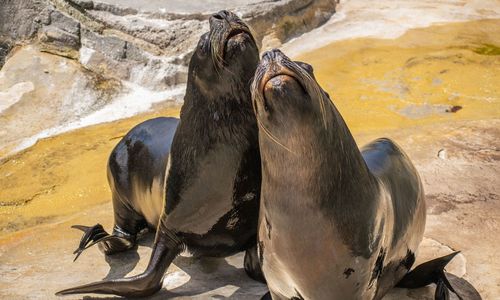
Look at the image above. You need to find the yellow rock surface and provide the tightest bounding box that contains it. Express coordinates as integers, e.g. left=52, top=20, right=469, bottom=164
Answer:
left=0, top=106, right=180, bottom=236
left=296, top=19, right=500, bottom=134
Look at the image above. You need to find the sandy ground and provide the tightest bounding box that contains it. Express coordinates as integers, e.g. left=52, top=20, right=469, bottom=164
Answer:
left=0, top=4, right=499, bottom=300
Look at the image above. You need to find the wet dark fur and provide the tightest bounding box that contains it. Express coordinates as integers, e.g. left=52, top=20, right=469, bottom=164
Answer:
left=58, top=10, right=262, bottom=297
left=108, top=117, right=179, bottom=234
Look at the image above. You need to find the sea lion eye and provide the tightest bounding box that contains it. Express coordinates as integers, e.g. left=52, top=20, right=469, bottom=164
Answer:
left=197, top=33, right=210, bottom=56
left=263, top=98, right=271, bottom=112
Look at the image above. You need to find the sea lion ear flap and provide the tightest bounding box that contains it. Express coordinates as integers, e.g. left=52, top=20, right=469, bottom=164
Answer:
left=294, top=61, right=315, bottom=77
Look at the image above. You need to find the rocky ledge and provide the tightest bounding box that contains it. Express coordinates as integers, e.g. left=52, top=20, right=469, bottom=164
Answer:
left=0, top=0, right=337, bottom=89
left=0, top=0, right=337, bottom=157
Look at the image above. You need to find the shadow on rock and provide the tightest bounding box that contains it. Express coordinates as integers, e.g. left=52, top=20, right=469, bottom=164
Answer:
left=162, top=255, right=266, bottom=299
left=103, top=231, right=155, bottom=281
left=79, top=231, right=265, bottom=299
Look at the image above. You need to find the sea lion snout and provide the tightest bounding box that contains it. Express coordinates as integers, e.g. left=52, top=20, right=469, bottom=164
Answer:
left=211, top=10, right=231, bottom=21
left=209, top=10, right=252, bottom=41
left=209, top=10, right=235, bottom=27
left=258, top=49, right=299, bottom=94
left=261, top=48, right=284, bottom=60
left=207, top=10, right=255, bottom=66
left=263, top=75, right=301, bottom=100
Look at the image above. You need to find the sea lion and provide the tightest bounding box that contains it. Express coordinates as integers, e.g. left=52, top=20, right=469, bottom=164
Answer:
left=251, top=49, right=473, bottom=300
left=71, top=117, right=179, bottom=261
left=57, top=10, right=263, bottom=297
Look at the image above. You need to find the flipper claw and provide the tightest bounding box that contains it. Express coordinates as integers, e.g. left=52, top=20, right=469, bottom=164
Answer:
left=70, top=224, right=109, bottom=261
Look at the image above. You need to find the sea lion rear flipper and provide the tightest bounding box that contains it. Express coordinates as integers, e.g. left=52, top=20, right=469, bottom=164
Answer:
left=260, top=291, right=272, bottom=300
left=57, top=229, right=182, bottom=297
left=71, top=224, right=134, bottom=261
left=397, top=251, right=481, bottom=300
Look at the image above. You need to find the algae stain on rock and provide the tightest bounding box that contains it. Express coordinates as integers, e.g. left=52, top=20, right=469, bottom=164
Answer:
left=0, top=106, right=180, bottom=237
left=473, top=43, right=500, bottom=56
left=296, top=19, right=500, bottom=134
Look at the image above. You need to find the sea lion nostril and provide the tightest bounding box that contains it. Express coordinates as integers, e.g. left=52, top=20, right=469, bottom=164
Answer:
left=262, top=50, right=275, bottom=60
left=211, top=12, right=225, bottom=24
left=212, top=13, right=224, bottom=20
left=213, top=10, right=231, bottom=21
left=262, top=49, right=284, bottom=61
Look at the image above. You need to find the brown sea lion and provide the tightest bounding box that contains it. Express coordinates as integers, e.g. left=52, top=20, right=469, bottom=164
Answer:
left=251, top=49, right=478, bottom=300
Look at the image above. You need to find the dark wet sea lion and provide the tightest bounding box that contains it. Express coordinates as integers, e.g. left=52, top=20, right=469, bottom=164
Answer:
left=71, top=117, right=179, bottom=260
left=252, top=49, right=474, bottom=300
left=57, top=10, right=263, bottom=297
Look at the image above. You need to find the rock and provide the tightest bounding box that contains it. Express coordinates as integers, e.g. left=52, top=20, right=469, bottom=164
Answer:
left=2, top=0, right=338, bottom=90
left=81, top=29, right=126, bottom=61
left=49, top=10, right=81, bottom=36
left=242, top=0, right=337, bottom=50
left=93, top=1, right=138, bottom=16
left=438, top=149, right=447, bottom=160
left=0, top=41, right=12, bottom=69
left=67, top=0, right=94, bottom=10
left=0, top=0, right=48, bottom=42
left=39, top=27, right=80, bottom=58
left=39, top=10, right=81, bottom=58
left=0, top=0, right=340, bottom=153
left=0, top=45, right=121, bottom=155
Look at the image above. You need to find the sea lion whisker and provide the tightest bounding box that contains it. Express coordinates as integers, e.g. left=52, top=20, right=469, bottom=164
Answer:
left=256, top=117, right=296, bottom=154
left=209, top=27, right=225, bottom=73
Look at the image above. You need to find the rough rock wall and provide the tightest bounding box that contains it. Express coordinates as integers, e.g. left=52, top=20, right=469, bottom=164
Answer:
left=1, top=0, right=337, bottom=85
left=0, top=0, right=337, bottom=156
left=0, top=0, right=49, bottom=66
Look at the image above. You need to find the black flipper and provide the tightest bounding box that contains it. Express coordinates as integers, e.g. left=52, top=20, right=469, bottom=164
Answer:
left=261, top=291, right=272, bottom=300
left=71, top=224, right=135, bottom=261
left=397, top=251, right=481, bottom=300
left=244, top=244, right=266, bottom=283
left=57, top=229, right=182, bottom=297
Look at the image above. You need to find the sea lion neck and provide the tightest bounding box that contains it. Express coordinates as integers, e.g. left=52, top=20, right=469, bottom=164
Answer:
left=259, top=98, right=380, bottom=257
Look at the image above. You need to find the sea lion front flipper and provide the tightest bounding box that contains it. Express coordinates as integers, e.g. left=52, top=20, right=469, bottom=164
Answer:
left=260, top=291, right=287, bottom=300
left=244, top=243, right=266, bottom=283
left=397, top=251, right=481, bottom=300
left=57, top=229, right=182, bottom=297
left=71, top=224, right=135, bottom=261
left=71, top=224, right=109, bottom=261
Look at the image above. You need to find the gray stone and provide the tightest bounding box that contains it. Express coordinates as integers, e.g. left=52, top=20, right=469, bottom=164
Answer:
left=0, top=41, right=12, bottom=69
left=39, top=25, right=80, bottom=51
left=0, top=0, right=49, bottom=42
left=124, top=42, right=147, bottom=61
left=92, top=2, right=139, bottom=16
left=81, top=29, right=126, bottom=60
left=49, top=10, right=81, bottom=36
left=1, top=0, right=337, bottom=92
left=39, top=26, right=80, bottom=49
left=38, top=11, right=81, bottom=58
left=67, top=0, right=94, bottom=10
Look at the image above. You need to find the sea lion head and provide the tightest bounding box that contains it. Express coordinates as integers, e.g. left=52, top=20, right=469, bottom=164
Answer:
left=187, top=10, right=259, bottom=100
left=251, top=49, right=333, bottom=151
